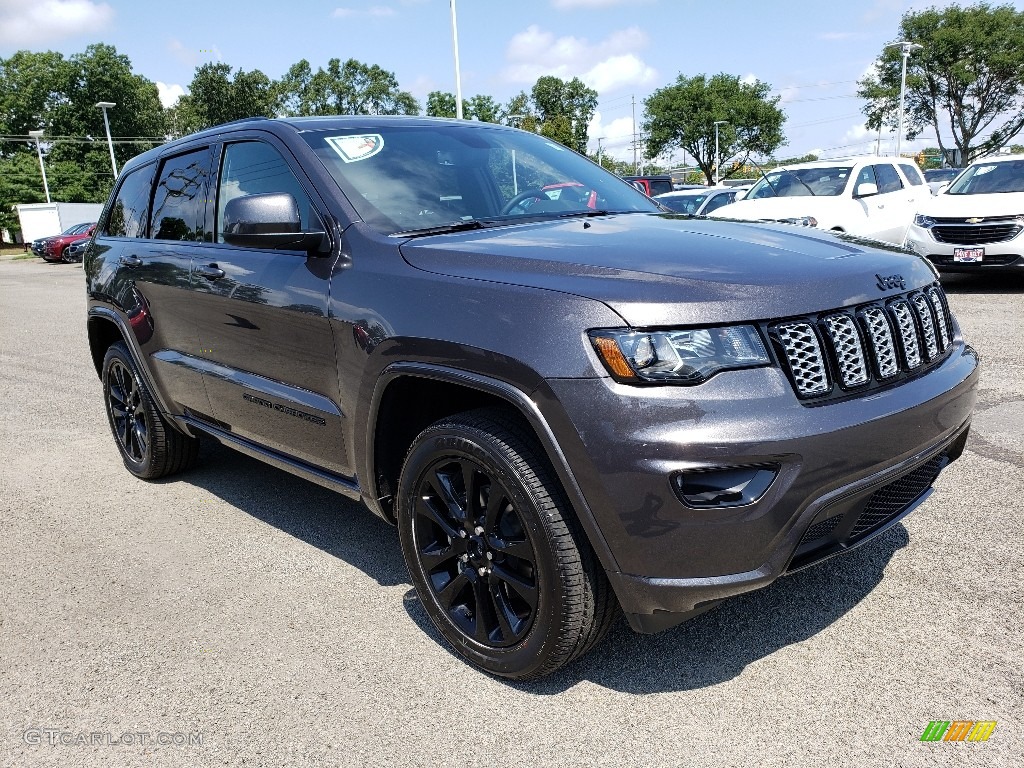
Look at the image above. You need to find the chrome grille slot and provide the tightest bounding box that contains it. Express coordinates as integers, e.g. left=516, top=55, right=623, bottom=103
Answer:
left=927, top=287, right=950, bottom=349
left=911, top=293, right=939, bottom=360
left=889, top=299, right=922, bottom=369
left=773, top=285, right=953, bottom=403
left=777, top=322, right=829, bottom=396
left=860, top=307, right=899, bottom=379
left=822, top=313, right=868, bottom=387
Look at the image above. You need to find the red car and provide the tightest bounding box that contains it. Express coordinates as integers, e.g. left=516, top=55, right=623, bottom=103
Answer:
left=41, top=223, right=96, bottom=262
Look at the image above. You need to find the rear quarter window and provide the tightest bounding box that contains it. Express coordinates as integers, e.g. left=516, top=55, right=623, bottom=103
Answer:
left=103, top=164, right=156, bottom=238
left=898, top=163, right=925, bottom=186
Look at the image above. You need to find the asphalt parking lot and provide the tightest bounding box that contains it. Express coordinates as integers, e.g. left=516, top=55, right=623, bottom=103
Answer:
left=1, top=258, right=1021, bottom=767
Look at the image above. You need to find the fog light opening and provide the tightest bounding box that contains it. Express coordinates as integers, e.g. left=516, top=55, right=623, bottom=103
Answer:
left=672, top=465, right=779, bottom=508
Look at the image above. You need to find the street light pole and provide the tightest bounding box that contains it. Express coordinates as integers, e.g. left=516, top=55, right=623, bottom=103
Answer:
left=28, top=130, right=51, bottom=204
left=95, top=101, right=118, bottom=177
left=886, top=41, right=922, bottom=158
left=714, top=120, right=728, bottom=185
left=597, top=136, right=606, bottom=169
left=449, top=0, right=464, bottom=119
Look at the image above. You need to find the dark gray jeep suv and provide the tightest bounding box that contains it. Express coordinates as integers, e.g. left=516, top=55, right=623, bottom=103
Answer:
left=85, top=117, right=979, bottom=679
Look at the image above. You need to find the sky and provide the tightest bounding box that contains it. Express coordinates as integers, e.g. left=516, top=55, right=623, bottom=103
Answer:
left=2, top=0, right=1023, bottom=167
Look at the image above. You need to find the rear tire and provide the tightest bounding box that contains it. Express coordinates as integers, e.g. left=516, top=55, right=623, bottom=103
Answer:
left=101, top=341, right=199, bottom=479
left=397, top=408, right=616, bottom=680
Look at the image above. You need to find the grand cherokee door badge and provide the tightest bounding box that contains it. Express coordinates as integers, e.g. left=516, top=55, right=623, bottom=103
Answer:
left=243, top=392, right=326, bottom=426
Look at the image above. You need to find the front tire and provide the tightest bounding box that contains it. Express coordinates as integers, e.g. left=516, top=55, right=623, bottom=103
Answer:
left=101, top=341, right=199, bottom=479
left=397, top=408, right=616, bottom=680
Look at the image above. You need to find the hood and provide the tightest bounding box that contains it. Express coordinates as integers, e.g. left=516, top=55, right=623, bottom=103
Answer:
left=710, top=196, right=840, bottom=222
left=921, top=191, right=1024, bottom=218
left=399, top=213, right=938, bottom=327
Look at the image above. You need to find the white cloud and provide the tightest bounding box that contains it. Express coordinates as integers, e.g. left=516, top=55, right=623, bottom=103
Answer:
left=167, top=39, right=221, bottom=69
left=740, top=73, right=758, bottom=86
left=587, top=111, right=639, bottom=161
left=503, top=25, right=656, bottom=95
left=156, top=82, right=186, bottom=108
left=332, top=6, right=396, bottom=18
left=0, top=0, right=113, bottom=45
left=819, top=31, right=858, bottom=41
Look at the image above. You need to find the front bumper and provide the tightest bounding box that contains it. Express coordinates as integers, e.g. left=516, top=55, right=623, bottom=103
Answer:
left=536, top=338, right=980, bottom=633
left=905, top=224, right=1024, bottom=271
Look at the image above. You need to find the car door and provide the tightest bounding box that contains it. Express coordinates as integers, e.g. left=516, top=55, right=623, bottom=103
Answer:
left=189, top=137, right=348, bottom=476
left=95, top=149, right=217, bottom=415
left=865, top=163, right=914, bottom=244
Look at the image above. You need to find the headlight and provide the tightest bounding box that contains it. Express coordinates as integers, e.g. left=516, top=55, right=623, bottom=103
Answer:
left=913, top=214, right=936, bottom=228
left=589, top=325, right=771, bottom=384
left=776, top=216, right=818, bottom=227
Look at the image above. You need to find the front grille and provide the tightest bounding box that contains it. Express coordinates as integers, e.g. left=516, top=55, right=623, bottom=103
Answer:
left=799, top=515, right=841, bottom=546
left=771, top=284, right=953, bottom=403
left=932, top=223, right=1022, bottom=245
left=849, top=456, right=945, bottom=538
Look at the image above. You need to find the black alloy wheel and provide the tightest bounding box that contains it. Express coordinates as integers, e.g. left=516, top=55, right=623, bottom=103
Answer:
left=412, top=455, right=540, bottom=647
left=397, top=408, right=617, bottom=680
left=101, top=341, right=199, bottom=479
left=107, top=358, right=148, bottom=463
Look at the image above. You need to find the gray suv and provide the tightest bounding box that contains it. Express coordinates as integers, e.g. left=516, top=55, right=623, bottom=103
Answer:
left=85, top=117, right=979, bottom=679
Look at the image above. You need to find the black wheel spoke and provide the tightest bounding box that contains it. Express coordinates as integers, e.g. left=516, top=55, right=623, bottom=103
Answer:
left=472, top=579, right=492, bottom=643
left=461, top=462, right=479, bottom=521
left=491, top=564, right=538, bottom=610
left=483, top=486, right=506, bottom=534
left=488, top=579, right=518, bottom=641
left=134, top=421, right=148, bottom=457
left=436, top=571, right=470, bottom=610
left=489, top=537, right=534, bottom=563
left=427, top=472, right=466, bottom=523
left=419, top=544, right=462, bottom=572
left=416, top=494, right=461, bottom=541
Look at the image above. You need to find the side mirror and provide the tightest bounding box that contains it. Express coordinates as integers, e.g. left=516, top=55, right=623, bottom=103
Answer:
left=222, top=193, right=328, bottom=252
left=854, top=182, right=878, bottom=198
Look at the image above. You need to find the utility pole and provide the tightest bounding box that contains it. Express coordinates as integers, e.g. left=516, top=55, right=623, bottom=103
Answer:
left=450, top=0, right=464, bottom=119
left=886, top=40, right=923, bottom=158
left=597, top=137, right=606, bottom=169
left=631, top=95, right=638, bottom=174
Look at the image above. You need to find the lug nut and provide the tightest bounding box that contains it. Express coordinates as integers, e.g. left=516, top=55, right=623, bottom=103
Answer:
left=460, top=554, right=469, bottom=563
left=474, top=526, right=484, bottom=535
left=485, top=552, right=493, bottom=560
left=477, top=567, right=489, bottom=577
left=459, top=530, right=467, bottom=538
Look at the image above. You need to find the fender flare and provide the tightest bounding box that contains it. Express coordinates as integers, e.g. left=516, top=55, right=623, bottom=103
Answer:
left=365, top=362, right=620, bottom=573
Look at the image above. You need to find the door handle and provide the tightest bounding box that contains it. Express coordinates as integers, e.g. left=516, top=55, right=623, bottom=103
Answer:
left=120, top=254, right=142, bottom=268
left=195, top=263, right=226, bottom=280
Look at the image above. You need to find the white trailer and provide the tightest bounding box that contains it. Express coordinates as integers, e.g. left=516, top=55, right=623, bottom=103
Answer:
left=16, top=202, right=104, bottom=242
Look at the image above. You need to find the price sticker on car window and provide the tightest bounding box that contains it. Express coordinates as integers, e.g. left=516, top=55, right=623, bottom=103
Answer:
left=325, top=135, right=384, bottom=163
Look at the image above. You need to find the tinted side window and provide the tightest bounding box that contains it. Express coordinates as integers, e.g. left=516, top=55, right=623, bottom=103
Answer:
left=854, top=165, right=878, bottom=196
left=898, top=163, right=924, bottom=186
left=217, top=141, right=315, bottom=244
left=103, top=164, right=155, bottom=238
left=152, top=148, right=215, bottom=242
left=872, top=164, right=904, bottom=194
left=702, top=191, right=735, bottom=213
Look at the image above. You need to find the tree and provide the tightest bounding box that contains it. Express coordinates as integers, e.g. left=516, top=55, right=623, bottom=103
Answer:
left=857, top=3, right=1024, bottom=163
left=500, top=91, right=538, bottom=132
left=275, top=58, right=418, bottom=117
left=530, top=76, right=597, bottom=153
left=643, top=73, right=786, bottom=185
left=426, top=90, right=461, bottom=118
left=171, top=62, right=277, bottom=135
left=0, top=45, right=165, bottom=228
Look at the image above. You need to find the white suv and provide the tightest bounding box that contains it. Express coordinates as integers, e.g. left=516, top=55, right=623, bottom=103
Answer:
left=709, top=157, right=928, bottom=245
left=904, top=154, right=1024, bottom=273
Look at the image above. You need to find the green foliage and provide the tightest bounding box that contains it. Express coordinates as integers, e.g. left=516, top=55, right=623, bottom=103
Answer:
left=644, top=73, right=785, bottom=185
left=0, top=44, right=162, bottom=234
left=858, top=3, right=1024, bottom=163
left=275, top=58, right=418, bottom=118
left=425, top=92, right=500, bottom=123
left=529, top=76, right=597, bottom=153
left=171, top=62, right=276, bottom=135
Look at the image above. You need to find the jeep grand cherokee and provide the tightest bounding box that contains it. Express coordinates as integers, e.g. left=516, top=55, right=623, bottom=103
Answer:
left=85, top=117, right=979, bottom=680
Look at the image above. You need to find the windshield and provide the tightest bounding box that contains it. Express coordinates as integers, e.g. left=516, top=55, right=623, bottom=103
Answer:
left=746, top=166, right=853, bottom=199
left=656, top=193, right=707, bottom=214
left=300, top=123, right=659, bottom=235
left=947, top=160, right=1024, bottom=195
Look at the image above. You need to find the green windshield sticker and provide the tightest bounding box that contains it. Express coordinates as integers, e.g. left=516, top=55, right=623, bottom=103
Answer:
left=325, top=134, right=384, bottom=163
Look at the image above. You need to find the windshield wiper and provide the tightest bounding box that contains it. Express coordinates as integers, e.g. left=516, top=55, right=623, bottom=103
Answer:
left=551, top=209, right=630, bottom=219
left=392, top=219, right=494, bottom=238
